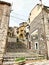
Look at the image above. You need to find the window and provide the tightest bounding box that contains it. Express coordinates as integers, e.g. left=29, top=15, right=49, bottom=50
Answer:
left=28, top=18, right=30, bottom=23
left=36, top=43, right=38, bottom=49
left=20, top=34, right=23, bottom=38
left=35, top=42, right=39, bottom=50
left=21, top=30, right=23, bottom=32
left=27, top=25, right=30, bottom=30
left=17, top=31, right=19, bottom=34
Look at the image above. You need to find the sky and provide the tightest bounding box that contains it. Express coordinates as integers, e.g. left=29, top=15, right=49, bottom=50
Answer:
left=1, top=0, right=49, bottom=27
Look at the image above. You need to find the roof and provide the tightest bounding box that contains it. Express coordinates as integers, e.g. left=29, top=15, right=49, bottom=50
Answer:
left=43, top=6, right=49, bottom=13
left=0, top=1, right=11, bottom=6
left=29, top=4, right=49, bottom=15
left=19, top=22, right=27, bottom=26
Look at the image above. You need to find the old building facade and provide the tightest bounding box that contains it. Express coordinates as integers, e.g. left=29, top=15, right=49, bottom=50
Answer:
left=0, top=1, right=11, bottom=64
left=17, top=22, right=27, bottom=40
left=8, top=27, right=14, bottom=37
left=13, top=26, right=18, bottom=37
left=29, top=4, right=49, bottom=58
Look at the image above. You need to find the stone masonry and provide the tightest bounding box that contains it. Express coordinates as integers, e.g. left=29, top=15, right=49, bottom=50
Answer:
left=29, top=4, right=49, bottom=59
left=0, top=1, right=11, bottom=64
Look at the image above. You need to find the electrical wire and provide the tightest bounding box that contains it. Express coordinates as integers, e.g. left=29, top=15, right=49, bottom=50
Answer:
left=10, top=15, right=27, bottom=21
left=11, top=11, right=26, bottom=18
left=0, top=8, right=27, bottom=21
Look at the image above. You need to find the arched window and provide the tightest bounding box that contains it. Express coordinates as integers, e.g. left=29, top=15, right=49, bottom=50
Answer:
left=35, top=42, right=39, bottom=50
left=20, top=34, right=23, bottom=38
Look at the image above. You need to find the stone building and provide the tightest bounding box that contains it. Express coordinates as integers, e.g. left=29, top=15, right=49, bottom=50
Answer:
left=17, top=22, right=27, bottom=40
left=19, top=22, right=27, bottom=26
left=7, top=26, right=18, bottom=44
left=29, top=4, right=49, bottom=58
left=13, top=26, right=18, bottom=37
left=0, top=1, right=11, bottom=64
left=8, top=26, right=18, bottom=37
left=8, top=27, right=14, bottom=37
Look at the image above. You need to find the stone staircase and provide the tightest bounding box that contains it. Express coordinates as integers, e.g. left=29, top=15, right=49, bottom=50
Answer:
left=6, top=40, right=28, bottom=52
left=2, top=39, right=45, bottom=65
left=3, top=52, right=45, bottom=65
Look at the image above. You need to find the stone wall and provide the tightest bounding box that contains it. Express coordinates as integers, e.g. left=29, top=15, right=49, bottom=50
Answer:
left=8, top=37, right=16, bottom=42
left=0, top=1, right=11, bottom=63
left=30, top=8, right=49, bottom=58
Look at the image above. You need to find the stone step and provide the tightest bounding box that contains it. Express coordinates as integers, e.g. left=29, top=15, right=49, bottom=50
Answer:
left=3, top=56, right=45, bottom=65
left=6, top=41, right=28, bottom=52
left=3, top=53, right=45, bottom=60
left=3, top=52, right=45, bottom=65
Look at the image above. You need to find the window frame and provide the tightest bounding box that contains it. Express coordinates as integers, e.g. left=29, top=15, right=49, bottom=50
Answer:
left=35, top=42, right=39, bottom=50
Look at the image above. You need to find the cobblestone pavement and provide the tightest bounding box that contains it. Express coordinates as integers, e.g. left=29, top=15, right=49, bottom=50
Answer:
left=25, top=60, right=49, bottom=65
